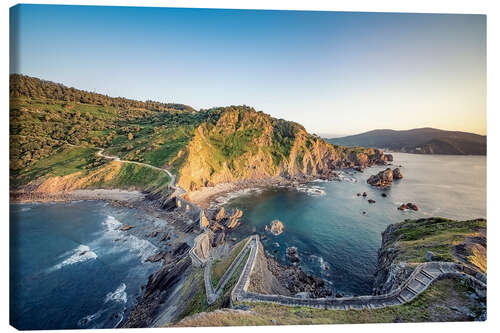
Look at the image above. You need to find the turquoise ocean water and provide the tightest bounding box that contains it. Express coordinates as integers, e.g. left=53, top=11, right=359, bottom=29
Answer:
left=226, top=153, right=486, bottom=295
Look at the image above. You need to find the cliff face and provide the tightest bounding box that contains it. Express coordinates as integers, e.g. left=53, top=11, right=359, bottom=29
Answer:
left=372, top=217, right=486, bottom=295
left=177, top=107, right=389, bottom=191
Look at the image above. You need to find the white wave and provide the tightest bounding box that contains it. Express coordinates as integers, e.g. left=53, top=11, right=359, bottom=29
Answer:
left=338, top=172, right=358, bottom=183
left=310, top=254, right=329, bottom=271
left=77, top=309, right=104, bottom=327
left=127, top=235, right=158, bottom=262
left=101, top=215, right=158, bottom=262
left=295, top=185, right=326, bottom=196
left=105, top=283, right=127, bottom=304
left=103, top=215, right=122, bottom=231
left=52, top=245, right=97, bottom=270
left=212, top=188, right=263, bottom=207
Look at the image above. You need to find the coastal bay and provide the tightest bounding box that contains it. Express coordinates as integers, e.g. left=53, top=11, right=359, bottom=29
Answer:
left=224, top=153, right=486, bottom=295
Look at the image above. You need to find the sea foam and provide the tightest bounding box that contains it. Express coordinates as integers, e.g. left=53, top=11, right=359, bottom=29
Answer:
left=52, top=245, right=97, bottom=270
left=105, top=283, right=127, bottom=304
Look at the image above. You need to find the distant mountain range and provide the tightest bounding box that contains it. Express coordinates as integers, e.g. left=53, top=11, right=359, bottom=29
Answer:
left=326, top=128, right=486, bottom=155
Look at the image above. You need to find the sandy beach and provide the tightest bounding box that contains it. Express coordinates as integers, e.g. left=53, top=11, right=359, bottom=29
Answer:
left=10, top=188, right=146, bottom=204
left=184, top=177, right=293, bottom=209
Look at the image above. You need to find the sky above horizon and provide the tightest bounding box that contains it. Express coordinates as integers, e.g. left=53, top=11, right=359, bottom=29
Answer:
left=10, top=5, right=486, bottom=136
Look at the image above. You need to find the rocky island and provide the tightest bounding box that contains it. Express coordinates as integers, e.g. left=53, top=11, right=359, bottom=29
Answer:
left=367, top=167, right=403, bottom=188
left=265, top=220, right=284, bottom=236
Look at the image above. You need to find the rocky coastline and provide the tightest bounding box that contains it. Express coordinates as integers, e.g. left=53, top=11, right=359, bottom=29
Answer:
left=10, top=147, right=398, bottom=327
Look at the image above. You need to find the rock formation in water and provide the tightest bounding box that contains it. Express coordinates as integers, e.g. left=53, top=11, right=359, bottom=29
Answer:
left=393, top=168, right=403, bottom=179
left=265, top=219, right=284, bottom=236
left=286, top=246, right=300, bottom=265
left=397, top=203, right=418, bottom=211
left=249, top=241, right=332, bottom=298
left=367, top=168, right=393, bottom=188
left=367, top=167, right=403, bottom=188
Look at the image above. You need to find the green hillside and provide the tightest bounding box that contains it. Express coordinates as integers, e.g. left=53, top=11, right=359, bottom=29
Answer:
left=10, top=74, right=389, bottom=194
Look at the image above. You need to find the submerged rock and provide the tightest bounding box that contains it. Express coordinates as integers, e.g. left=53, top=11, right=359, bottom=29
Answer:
left=398, top=203, right=418, bottom=211
left=286, top=246, right=300, bottom=264
left=120, top=224, right=135, bottom=231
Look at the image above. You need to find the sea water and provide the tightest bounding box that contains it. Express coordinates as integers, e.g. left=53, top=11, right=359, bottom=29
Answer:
left=226, top=153, right=486, bottom=295
left=10, top=200, right=171, bottom=330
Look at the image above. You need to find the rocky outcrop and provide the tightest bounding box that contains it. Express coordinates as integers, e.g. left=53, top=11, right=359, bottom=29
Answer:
left=266, top=249, right=332, bottom=298
left=123, top=244, right=193, bottom=328
left=286, top=246, right=300, bottom=265
left=367, top=168, right=403, bottom=188
left=372, top=224, right=414, bottom=295
left=398, top=203, right=418, bottom=211
left=176, top=107, right=391, bottom=191
left=226, top=209, right=243, bottom=229
left=120, top=224, right=135, bottom=231
left=215, top=207, right=225, bottom=221
left=367, top=168, right=393, bottom=188
left=373, top=218, right=487, bottom=295
left=265, top=220, right=284, bottom=236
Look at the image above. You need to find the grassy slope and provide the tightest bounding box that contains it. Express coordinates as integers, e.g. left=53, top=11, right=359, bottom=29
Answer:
left=10, top=92, right=212, bottom=191
left=383, top=217, right=486, bottom=269
left=15, top=145, right=171, bottom=194
left=17, top=146, right=99, bottom=184
left=211, top=238, right=248, bottom=288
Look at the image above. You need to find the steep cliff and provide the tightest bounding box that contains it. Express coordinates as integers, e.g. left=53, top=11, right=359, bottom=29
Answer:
left=177, top=106, right=389, bottom=191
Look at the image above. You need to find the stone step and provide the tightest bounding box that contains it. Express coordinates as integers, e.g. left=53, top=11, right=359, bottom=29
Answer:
left=420, top=269, right=435, bottom=280
left=414, top=276, right=428, bottom=285
left=406, top=286, right=418, bottom=295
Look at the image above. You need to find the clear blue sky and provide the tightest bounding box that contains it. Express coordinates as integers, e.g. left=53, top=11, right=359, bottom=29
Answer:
left=10, top=4, right=486, bottom=136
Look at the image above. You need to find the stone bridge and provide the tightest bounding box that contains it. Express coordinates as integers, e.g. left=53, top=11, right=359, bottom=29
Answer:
left=162, top=195, right=208, bottom=230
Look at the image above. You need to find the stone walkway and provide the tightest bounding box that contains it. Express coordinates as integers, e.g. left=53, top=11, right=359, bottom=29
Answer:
left=205, top=237, right=254, bottom=304
left=198, top=235, right=487, bottom=310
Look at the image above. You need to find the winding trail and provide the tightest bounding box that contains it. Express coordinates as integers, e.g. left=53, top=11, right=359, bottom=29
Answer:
left=200, top=235, right=486, bottom=311
left=96, top=148, right=186, bottom=195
